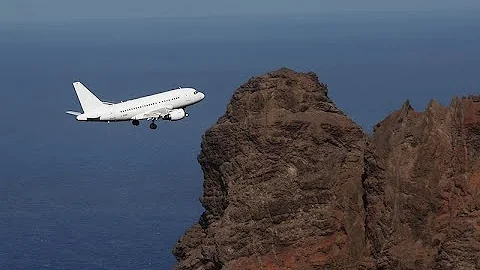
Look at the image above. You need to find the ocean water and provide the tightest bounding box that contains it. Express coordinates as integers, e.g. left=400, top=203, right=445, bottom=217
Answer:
left=0, top=12, right=478, bottom=269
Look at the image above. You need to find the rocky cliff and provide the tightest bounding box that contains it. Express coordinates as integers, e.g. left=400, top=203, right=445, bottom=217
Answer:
left=173, top=68, right=480, bottom=270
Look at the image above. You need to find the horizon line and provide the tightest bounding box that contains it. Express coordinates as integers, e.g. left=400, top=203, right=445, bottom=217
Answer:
left=1, top=9, right=479, bottom=25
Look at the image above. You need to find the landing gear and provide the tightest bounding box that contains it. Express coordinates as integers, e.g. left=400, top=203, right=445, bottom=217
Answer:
left=132, top=120, right=140, bottom=126
left=149, top=122, right=157, bottom=130
left=185, top=112, right=189, bottom=117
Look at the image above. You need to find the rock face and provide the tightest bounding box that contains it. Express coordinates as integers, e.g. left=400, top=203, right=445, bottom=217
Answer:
left=364, top=96, right=480, bottom=269
left=173, top=68, right=480, bottom=269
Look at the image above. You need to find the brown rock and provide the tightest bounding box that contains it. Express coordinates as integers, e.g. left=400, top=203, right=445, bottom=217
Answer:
left=173, top=68, right=368, bottom=269
left=172, top=68, right=480, bottom=270
left=365, top=96, right=480, bottom=269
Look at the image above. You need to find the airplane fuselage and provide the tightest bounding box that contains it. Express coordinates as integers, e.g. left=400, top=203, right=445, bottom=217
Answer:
left=76, top=88, right=204, bottom=122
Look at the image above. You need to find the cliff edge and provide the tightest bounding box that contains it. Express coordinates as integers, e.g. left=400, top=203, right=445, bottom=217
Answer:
left=173, top=68, right=480, bottom=269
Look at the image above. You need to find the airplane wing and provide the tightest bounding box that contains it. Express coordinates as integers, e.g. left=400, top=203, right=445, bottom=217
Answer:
left=102, top=101, right=116, bottom=105
left=132, top=106, right=173, bottom=120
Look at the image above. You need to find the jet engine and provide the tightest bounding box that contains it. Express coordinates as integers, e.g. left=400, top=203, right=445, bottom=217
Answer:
left=163, top=108, right=186, bottom=121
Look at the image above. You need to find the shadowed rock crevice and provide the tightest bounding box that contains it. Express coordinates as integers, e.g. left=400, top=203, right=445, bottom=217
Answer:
left=173, top=68, right=480, bottom=270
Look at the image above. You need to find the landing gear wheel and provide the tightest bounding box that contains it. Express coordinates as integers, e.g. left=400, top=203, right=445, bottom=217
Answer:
left=132, top=120, right=140, bottom=126
left=149, top=123, right=157, bottom=130
left=185, top=113, right=189, bottom=117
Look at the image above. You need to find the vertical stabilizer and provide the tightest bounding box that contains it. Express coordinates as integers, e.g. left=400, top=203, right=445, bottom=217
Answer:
left=72, top=82, right=104, bottom=113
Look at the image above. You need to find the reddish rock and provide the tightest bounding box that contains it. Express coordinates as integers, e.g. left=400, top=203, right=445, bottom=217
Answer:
left=365, top=96, right=480, bottom=269
left=173, top=68, right=480, bottom=270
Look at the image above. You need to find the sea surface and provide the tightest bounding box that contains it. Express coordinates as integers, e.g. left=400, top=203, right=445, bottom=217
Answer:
left=0, top=11, right=479, bottom=269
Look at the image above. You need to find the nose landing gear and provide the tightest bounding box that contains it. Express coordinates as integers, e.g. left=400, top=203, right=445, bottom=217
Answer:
left=149, top=122, right=157, bottom=130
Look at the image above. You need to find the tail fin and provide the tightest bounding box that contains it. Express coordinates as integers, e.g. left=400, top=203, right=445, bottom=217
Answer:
left=73, top=82, right=104, bottom=113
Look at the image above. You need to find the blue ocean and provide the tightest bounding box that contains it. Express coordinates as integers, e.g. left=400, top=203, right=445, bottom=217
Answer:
left=0, top=11, right=478, bottom=269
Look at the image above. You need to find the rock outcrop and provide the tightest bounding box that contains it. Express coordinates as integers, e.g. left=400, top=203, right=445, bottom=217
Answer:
left=364, top=96, right=480, bottom=269
left=173, top=68, right=480, bottom=270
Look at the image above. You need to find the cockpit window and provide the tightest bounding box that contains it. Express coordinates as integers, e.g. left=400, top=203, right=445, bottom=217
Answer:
left=194, top=90, right=198, bottom=94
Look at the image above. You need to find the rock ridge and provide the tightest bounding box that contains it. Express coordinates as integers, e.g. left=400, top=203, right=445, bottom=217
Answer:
left=173, top=68, right=480, bottom=270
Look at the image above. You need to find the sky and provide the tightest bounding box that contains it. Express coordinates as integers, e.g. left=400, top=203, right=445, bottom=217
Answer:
left=2, top=0, right=480, bottom=22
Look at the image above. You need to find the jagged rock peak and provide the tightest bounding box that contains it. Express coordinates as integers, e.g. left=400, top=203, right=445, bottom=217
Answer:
left=366, top=94, right=480, bottom=269
left=400, top=99, right=414, bottom=112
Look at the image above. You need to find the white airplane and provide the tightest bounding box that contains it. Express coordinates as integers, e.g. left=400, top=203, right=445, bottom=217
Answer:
left=66, top=82, right=205, bottom=130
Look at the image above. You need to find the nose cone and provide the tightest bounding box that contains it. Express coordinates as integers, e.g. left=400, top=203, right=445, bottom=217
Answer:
left=199, top=92, right=205, bottom=100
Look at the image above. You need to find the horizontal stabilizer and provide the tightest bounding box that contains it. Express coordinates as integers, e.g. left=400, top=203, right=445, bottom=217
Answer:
left=65, top=111, right=82, bottom=116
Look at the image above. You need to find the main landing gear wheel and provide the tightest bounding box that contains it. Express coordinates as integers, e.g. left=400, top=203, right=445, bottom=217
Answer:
left=149, top=123, right=158, bottom=130
left=132, top=120, right=140, bottom=126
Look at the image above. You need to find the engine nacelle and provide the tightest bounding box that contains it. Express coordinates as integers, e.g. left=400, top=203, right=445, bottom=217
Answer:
left=163, top=108, right=186, bottom=121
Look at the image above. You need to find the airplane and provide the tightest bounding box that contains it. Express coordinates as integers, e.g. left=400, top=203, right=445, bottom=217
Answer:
left=66, top=82, right=205, bottom=130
